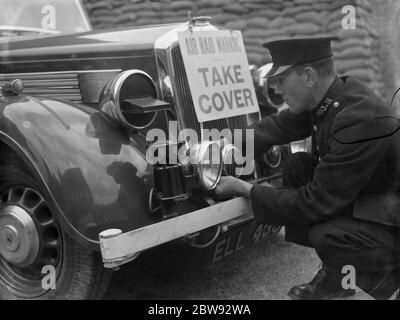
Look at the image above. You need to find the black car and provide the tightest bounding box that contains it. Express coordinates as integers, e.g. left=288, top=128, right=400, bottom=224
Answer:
left=0, top=0, right=307, bottom=299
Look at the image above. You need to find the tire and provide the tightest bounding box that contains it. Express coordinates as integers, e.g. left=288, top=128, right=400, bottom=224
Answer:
left=0, top=151, right=112, bottom=299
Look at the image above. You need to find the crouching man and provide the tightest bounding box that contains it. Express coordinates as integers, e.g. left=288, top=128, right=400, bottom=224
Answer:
left=214, top=36, right=400, bottom=300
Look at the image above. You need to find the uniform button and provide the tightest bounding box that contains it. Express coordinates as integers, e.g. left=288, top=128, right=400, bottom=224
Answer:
left=313, top=125, right=317, bottom=131
left=333, top=101, right=340, bottom=108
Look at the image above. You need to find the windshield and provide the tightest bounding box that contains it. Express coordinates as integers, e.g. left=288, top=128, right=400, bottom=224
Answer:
left=0, top=0, right=92, bottom=37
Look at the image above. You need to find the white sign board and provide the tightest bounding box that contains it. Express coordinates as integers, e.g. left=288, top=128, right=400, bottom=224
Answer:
left=178, top=30, right=259, bottom=122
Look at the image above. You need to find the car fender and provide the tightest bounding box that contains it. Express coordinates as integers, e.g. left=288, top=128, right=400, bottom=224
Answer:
left=0, top=94, right=156, bottom=250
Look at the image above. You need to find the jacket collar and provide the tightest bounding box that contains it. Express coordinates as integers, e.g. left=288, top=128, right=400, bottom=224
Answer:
left=310, top=77, right=345, bottom=123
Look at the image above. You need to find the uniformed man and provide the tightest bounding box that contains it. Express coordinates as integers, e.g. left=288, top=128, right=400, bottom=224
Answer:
left=214, top=36, right=400, bottom=299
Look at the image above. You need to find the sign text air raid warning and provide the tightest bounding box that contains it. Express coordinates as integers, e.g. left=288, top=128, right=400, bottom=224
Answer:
left=178, top=30, right=259, bottom=122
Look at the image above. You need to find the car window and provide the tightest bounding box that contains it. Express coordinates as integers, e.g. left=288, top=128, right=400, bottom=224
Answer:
left=0, top=0, right=92, bottom=37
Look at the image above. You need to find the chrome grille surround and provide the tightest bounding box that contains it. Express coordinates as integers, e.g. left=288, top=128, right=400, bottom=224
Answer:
left=154, top=22, right=249, bottom=142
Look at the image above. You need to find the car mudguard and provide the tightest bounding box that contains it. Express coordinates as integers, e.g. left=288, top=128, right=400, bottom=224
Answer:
left=0, top=94, right=157, bottom=250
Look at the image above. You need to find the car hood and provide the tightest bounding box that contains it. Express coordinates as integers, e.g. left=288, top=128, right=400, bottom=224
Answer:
left=0, top=23, right=182, bottom=59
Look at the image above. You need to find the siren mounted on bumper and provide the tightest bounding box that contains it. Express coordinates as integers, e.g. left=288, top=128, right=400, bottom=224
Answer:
left=99, top=70, right=170, bottom=131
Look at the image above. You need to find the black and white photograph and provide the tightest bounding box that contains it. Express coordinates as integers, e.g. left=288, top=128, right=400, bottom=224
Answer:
left=0, top=0, right=399, bottom=307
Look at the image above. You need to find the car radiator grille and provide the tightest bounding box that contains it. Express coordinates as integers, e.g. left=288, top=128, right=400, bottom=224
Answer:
left=0, top=72, right=83, bottom=103
left=171, top=47, right=248, bottom=138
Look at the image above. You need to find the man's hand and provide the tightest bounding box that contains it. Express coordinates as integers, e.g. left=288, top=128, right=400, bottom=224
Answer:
left=214, top=176, right=253, bottom=200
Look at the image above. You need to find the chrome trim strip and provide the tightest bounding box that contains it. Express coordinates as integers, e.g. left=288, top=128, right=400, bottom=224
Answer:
left=0, top=26, right=59, bottom=34
left=0, top=69, right=122, bottom=104
left=0, top=69, right=122, bottom=77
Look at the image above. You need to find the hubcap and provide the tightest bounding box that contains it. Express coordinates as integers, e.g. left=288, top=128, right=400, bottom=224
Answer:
left=0, top=206, right=40, bottom=266
left=0, top=186, right=62, bottom=298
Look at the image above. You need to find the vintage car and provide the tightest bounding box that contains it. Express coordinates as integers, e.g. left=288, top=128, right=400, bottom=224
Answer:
left=0, top=0, right=307, bottom=299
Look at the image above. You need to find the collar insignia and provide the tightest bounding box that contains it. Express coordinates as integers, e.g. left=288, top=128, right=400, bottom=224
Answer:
left=314, top=97, right=333, bottom=118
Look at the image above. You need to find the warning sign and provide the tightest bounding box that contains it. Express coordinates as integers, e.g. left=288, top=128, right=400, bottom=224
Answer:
left=178, top=30, right=259, bottom=122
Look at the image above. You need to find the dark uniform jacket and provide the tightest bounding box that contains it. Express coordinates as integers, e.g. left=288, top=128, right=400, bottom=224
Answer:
left=249, top=76, right=400, bottom=227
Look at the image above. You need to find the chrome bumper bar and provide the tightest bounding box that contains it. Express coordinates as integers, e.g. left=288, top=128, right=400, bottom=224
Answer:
left=99, top=196, right=254, bottom=268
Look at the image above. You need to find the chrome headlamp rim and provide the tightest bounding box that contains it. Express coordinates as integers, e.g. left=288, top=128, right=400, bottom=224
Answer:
left=221, top=143, right=244, bottom=177
left=100, top=69, right=159, bottom=131
left=190, top=141, right=223, bottom=191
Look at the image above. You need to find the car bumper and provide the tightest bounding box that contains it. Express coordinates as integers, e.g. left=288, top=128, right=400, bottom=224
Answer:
left=99, top=195, right=255, bottom=268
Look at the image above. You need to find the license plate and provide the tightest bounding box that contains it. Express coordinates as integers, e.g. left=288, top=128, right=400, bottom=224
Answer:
left=210, top=221, right=281, bottom=265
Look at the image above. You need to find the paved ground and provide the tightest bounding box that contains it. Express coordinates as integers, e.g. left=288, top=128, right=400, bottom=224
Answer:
left=103, top=229, right=372, bottom=300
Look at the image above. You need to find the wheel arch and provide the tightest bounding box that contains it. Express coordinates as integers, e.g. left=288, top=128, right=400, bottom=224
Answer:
left=0, top=95, right=157, bottom=252
left=0, top=132, right=100, bottom=251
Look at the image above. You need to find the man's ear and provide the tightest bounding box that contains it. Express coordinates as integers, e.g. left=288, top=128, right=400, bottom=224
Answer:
left=302, top=66, right=317, bottom=88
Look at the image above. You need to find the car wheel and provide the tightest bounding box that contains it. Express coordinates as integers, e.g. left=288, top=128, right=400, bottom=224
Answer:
left=0, top=152, right=112, bottom=299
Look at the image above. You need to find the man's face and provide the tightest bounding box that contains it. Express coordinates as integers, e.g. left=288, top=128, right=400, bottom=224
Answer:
left=268, top=67, right=312, bottom=114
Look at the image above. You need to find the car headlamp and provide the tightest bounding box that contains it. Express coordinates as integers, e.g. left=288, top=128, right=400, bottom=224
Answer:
left=99, top=70, right=170, bottom=131
left=190, top=141, right=223, bottom=191
left=221, top=143, right=244, bottom=177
